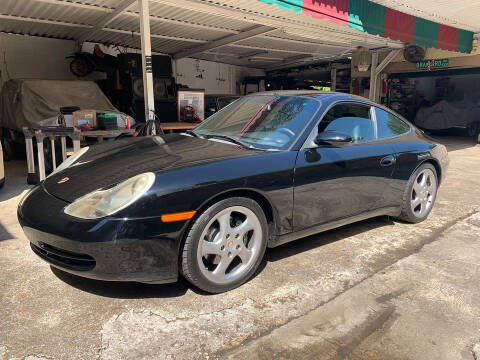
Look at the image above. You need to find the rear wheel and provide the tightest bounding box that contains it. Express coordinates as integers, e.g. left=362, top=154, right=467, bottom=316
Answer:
left=181, top=197, right=267, bottom=293
left=397, top=163, right=438, bottom=223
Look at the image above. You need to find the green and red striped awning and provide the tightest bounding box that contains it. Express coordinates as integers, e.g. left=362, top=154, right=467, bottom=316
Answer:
left=259, top=0, right=474, bottom=53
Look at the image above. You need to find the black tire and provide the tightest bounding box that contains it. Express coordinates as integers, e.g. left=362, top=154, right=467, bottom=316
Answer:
left=397, top=163, right=438, bottom=223
left=181, top=197, right=268, bottom=293
left=467, top=122, right=480, bottom=137
left=2, top=137, right=14, bottom=162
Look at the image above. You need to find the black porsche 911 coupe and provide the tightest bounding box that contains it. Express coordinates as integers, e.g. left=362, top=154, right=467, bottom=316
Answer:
left=18, top=91, right=449, bottom=293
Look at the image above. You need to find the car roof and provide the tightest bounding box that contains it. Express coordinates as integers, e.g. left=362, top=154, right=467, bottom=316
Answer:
left=245, top=90, right=416, bottom=125
left=247, top=90, right=371, bottom=102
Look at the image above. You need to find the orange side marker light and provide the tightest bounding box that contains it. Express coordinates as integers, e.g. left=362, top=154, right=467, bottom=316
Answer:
left=161, top=210, right=197, bottom=223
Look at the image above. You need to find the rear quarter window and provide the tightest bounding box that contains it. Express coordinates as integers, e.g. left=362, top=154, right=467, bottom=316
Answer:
left=375, top=108, right=410, bottom=139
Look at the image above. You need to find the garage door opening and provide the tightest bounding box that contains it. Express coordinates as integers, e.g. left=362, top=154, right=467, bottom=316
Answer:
left=387, top=68, right=480, bottom=140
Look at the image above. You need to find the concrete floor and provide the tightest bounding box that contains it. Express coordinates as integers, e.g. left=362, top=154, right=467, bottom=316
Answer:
left=0, top=136, right=479, bottom=360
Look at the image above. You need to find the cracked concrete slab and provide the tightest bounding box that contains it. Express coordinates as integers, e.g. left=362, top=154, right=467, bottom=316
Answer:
left=0, top=138, right=479, bottom=360
left=223, top=212, right=480, bottom=360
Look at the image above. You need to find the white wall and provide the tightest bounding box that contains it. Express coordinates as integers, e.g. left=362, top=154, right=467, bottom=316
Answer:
left=0, top=35, right=264, bottom=95
left=174, top=58, right=265, bottom=95
left=0, top=33, right=76, bottom=86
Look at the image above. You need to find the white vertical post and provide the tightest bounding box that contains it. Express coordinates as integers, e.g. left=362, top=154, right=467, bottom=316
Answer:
left=60, top=136, right=67, bottom=161
left=50, top=137, right=56, bottom=171
left=331, top=66, right=337, bottom=92
left=139, top=0, right=156, bottom=134
left=35, top=132, right=46, bottom=182
left=369, top=51, right=379, bottom=101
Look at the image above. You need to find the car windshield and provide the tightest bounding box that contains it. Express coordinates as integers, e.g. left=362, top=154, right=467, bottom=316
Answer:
left=194, top=95, right=320, bottom=150
left=217, top=96, right=239, bottom=109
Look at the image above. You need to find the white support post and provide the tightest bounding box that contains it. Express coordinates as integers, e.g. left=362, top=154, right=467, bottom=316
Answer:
left=370, top=49, right=401, bottom=102
left=139, top=0, right=156, bottom=134
left=369, top=51, right=379, bottom=101
left=331, top=66, right=337, bottom=92
left=60, top=136, right=67, bottom=161
left=50, top=137, right=56, bottom=171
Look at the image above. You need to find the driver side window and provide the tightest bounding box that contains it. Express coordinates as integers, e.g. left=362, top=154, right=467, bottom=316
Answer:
left=319, top=103, right=375, bottom=144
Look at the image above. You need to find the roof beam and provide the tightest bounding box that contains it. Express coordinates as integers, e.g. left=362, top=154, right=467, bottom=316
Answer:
left=238, top=50, right=269, bottom=59
left=266, top=55, right=314, bottom=71
left=203, top=51, right=282, bottom=61
left=101, top=28, right=206, bottom=43
left=0, top=14, right=90, bottom=29
left=374, top=49, right=402, bottom=75
left=173, top=25, right=275, bottom=59
left=229, top=44, right=312, bottom=55
left=77, top=0, right=136, bottom=43
left=260, top=34, right=354, bottom=49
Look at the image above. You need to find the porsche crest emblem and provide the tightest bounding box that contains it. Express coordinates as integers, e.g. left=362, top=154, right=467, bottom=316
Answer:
left=57, top=177, right=70, bottom=184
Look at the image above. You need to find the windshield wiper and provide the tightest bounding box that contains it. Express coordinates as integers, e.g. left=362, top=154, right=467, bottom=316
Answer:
left=204, top=134, right=253, bottom=149
left=185, top=129, right=203, bottom=138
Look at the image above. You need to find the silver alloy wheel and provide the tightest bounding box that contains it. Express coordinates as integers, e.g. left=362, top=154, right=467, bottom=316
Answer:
left=197, top=206, right=263, bottom=285
left=411, top=168, right=437, bottom=218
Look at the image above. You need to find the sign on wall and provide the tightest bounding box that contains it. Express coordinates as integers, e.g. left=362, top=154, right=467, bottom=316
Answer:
left=415, top=58, right=449, bottom=70
left=177, top=89, right=205, bottom=121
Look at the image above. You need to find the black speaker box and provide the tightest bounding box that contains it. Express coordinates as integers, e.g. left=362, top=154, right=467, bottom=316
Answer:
left=118, top=53, right=172, bottom=78
left=130, top=76, right=176, bottom=100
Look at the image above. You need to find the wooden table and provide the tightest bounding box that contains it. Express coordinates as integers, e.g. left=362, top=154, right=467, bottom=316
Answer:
left=160, top=122, right=197, bottom=133
left=80, top=129, right=136, bottom=143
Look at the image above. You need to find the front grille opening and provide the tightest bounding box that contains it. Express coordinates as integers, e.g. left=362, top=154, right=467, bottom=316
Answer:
left=31, top=242, right=96, bottom=271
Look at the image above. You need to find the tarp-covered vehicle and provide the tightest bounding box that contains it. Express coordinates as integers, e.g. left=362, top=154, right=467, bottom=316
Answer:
left=0, top=79, right=134, bottom=160
left=415, top=97, right=480, bottom=136
left=0, top=79, right=133, bottom=130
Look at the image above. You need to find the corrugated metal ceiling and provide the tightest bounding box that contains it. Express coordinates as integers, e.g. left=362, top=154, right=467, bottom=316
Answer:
left=0, top=0, right=447, bottom=69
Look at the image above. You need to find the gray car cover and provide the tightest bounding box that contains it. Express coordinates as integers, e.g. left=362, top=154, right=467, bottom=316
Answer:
left=415, top=97, right=480, bottom=130
left=0, top=79, right=129, bottom=131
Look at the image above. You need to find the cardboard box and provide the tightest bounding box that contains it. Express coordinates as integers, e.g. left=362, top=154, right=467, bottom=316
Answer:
left=73, top=110, right=96, bottom=127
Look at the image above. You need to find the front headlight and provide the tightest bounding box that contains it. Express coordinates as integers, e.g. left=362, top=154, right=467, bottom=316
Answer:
left=49, top=146, right=89, bottom=177
left=64, top=172, right=155, bottom=219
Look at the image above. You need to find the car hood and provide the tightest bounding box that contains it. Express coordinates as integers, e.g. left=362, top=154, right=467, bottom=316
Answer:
left=43, top=134, right=255, bottom=202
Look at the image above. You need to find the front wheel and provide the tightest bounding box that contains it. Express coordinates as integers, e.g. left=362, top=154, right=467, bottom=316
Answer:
left=181, top=197, right=268, bottom=293
left=397, top=163, right=438, bottom=223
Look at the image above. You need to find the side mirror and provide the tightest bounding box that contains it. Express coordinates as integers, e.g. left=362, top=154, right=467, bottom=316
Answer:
left=314, top=131, right=352, bottom=146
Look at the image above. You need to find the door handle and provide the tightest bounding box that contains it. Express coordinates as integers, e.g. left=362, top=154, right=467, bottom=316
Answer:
left=380, top=155, right=396, bottom=167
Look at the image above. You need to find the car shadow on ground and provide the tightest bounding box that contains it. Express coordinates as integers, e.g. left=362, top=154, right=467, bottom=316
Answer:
left=266, top=216, right=395, bottom=262
left=0, top=160, right=33, bottom=202
left=51, top=266, right=191, bottom=298
left=50, top=216, right=395, bottom=299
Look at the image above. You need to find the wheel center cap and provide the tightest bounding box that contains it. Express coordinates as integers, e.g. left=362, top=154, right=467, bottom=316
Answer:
left=228, top=241, right=234, bottom=247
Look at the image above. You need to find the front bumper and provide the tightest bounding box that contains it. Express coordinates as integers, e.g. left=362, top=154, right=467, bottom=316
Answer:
left=18, top=185, right=183, bottom=284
